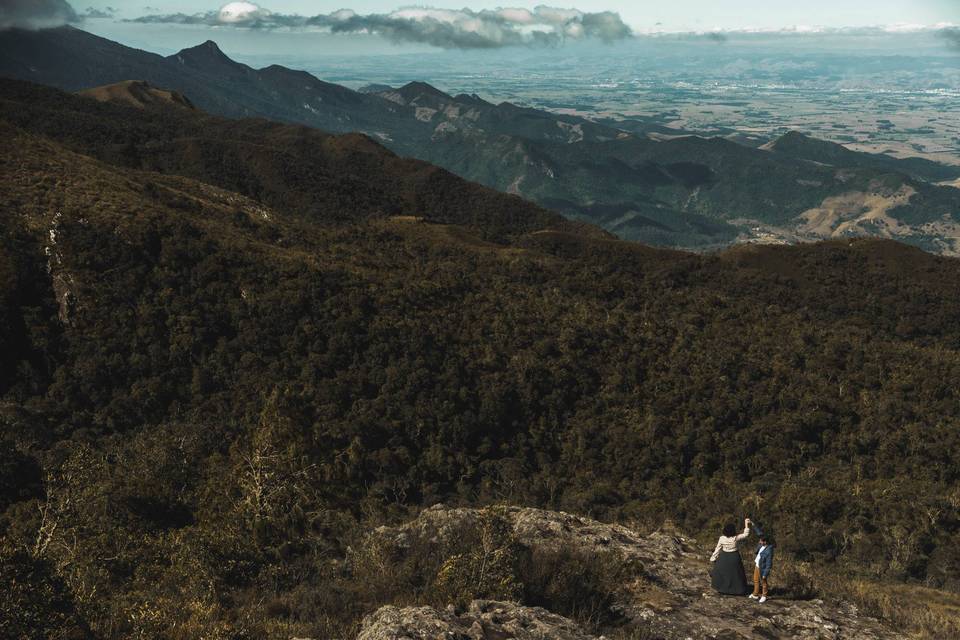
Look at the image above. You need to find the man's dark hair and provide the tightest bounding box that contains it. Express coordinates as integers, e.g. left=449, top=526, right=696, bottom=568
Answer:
left=723, top=523, right=737, bottom=537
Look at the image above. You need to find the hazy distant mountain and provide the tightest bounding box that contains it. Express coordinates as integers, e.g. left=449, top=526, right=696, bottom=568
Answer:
left=0, top=78, right=592, bottom=242
left=3, top=26, right=960, bottom=253
left=763, top=131, right=960, bottom=183
left=0, top=26, right=400, bottom=131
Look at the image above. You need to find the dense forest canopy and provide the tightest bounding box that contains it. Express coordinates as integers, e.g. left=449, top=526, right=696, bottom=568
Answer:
left=0, top=78, right=958, bottom=638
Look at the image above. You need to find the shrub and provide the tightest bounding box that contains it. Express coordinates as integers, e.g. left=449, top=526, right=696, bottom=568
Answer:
left=519, top=546, right=636, bottom=628
left=775, top=557, right=818, bottom=600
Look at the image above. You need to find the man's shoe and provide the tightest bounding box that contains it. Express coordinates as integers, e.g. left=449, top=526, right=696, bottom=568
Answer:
left=748, top=594, right=759, bottom=599
left=759, top=596, right=767, bottom=604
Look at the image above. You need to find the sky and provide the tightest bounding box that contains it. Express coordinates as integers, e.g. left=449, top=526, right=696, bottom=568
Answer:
left=80, top=0, right=959, bottom=32
left=5, top=1, right=959, bottom=57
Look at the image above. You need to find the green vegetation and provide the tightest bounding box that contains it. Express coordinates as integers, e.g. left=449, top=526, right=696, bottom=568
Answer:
left=0, top=78, right=959, bottom=638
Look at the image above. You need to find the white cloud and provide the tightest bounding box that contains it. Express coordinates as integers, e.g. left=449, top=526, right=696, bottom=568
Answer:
left=218, top=2, right=270, bottom=24
left=128, top=3, right=634, bottom=49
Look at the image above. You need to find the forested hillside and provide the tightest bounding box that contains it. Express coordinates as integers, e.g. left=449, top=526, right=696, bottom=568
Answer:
left=1, top=79, right=959, bottom=639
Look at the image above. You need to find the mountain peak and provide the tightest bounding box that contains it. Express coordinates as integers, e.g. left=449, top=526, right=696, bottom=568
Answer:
left=766, top=130, right=830, bottom=150
left=777, top=130, right=812, bottom=142
left=358, top=83, right=395, bottom=95
left=763, top=130, right=850, bottom=160
left=198, top=40, right=224, bottom=53
left=453, top=92, right=492, bottom=106
left=171, top=40, right=237, bottom=68
left=397, top=81, right=451, bottom=101
left=185, top=40, right=224, bottom=55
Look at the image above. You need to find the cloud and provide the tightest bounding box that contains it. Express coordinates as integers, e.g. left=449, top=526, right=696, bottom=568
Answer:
left=0, top=0, right=79, bottom=30
left=82, top=6, right=117, bottom=19
left=128, top=3, right=633, bottom=48
left=218, top=1, right=270, bottom=24
left=579, top=12, right=632, bottom=41
left=938, top=27, right=960, bottom=51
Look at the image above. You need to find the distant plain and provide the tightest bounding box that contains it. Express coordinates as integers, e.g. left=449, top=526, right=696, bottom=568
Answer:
left=235, top=33, right=960, bottom=167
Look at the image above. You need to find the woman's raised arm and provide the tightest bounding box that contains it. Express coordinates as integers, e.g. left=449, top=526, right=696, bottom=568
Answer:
left=734, top=519, right=751, bottom=542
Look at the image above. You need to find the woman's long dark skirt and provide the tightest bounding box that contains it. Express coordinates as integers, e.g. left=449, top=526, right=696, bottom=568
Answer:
left=711, top=550, right=750, bottom=595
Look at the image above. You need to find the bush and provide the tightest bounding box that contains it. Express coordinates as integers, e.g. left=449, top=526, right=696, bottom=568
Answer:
left=347, top=507, right=521, bottom=609
left=776, top=557, right=819, bottom=600
left=519, top=547, right=635, bottom=628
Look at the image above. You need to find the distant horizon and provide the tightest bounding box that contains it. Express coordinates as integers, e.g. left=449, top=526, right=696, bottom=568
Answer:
left=75, top=0, right=960, bottom=33
left=73, top=20, right=960, bottom=61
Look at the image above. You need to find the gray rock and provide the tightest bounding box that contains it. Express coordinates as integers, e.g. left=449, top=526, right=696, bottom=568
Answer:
left=357, top=600, right=599, bottom=640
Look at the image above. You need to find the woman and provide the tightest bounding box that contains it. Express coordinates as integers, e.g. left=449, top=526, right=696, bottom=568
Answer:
left=709, top=517, right=752, bottom=595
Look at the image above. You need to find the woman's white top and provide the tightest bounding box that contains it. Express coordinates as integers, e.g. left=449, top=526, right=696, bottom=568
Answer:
left=710, top=525, right=750, bottom=561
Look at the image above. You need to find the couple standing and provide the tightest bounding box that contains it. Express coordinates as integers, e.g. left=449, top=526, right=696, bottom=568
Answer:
left=710, top=518, right=774, bottom=602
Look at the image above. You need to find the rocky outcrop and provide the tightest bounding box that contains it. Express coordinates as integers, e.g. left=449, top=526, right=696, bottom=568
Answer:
left=43, top=210, right=79, bottom=324
left=361, top=506, right=908, bottom=640
left=357, top=600, right=598, bottom=640
left=373, top=505, right=690, bottom=590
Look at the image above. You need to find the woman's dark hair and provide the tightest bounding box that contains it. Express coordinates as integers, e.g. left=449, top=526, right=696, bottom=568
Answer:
left=722, top=523, right=737, bottom=537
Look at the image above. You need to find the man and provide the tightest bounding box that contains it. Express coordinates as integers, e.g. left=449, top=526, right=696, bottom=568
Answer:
left=748, top=527, right=774, bottom=603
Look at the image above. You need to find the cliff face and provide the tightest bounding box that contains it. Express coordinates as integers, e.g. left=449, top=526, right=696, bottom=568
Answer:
left=356, top=506, right=907, bottom=640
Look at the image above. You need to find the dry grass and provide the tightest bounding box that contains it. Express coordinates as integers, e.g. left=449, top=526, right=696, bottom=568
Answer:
left=815, top=574, right=960, bottom=639
left=694, top=534, right=960, bottom=640
left=773, top=554, right=960, bottom=639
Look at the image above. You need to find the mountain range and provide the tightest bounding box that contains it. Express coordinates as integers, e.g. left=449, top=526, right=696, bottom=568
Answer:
left=0, top=77, right=598, bottom=243
left=2, top=25, right=960, bottom=253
